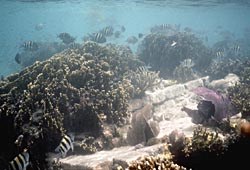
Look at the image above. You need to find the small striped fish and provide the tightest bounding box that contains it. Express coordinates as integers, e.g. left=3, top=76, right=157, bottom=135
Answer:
left=91, top=33, right=106, bottom=43
left=180, top=58, right=195, bottom=68
left=7, top=150, right=29, bottom=170
left=231, top=45, right=240, bottom=53
left=21, top=41, right=38, bottom=51
left=100, top=26, right=114, bottom=37
left=55, top=134, right=74, bottom=158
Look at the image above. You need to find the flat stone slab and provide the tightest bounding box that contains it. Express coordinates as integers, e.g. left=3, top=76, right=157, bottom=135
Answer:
left=60, top=144, right=164, bottom=170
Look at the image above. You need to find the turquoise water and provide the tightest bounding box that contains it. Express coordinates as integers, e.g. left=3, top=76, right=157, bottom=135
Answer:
left=0, top=0, right=249, bottom=76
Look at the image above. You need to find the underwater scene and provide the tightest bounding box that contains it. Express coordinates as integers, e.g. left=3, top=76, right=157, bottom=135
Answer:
left=0, top=0, right=250, bottom=169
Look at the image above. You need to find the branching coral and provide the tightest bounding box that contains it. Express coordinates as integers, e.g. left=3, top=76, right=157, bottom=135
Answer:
left=185, top=126, right=225, bottom=155
left=126, top=66, right=161, bottom=98
left=79, top=136, right=102, bottom=154
left=173, top=64, right=198, bottom=83
left=128, top=155, right=187, bottom=170
left=168, top=125, right=250, bottom=169
left=168, top=126, right=226, bottom=169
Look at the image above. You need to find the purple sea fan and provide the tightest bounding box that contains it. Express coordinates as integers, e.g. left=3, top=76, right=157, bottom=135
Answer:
left=191, top=87, right=237, bottom=121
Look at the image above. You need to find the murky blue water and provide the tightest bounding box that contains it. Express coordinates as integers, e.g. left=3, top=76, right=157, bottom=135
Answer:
left=0, top=0, right=249, bottom=76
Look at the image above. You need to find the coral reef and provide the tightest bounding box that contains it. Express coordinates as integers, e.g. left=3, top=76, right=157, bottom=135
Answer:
left=137, top=32, right=213, bottom=79
left=206, top=39, right=250, bottom=80
left=173, top=63, right=198, bottom=83
left=125, top=66, right=161, bottom=98
left=228, top=66, right=250, bottom=118
left=185, top=126, right=225, bottom=155
left=206, top=58, right=250, bottom=80
left=128, top=155, right=187, bottom=170
left=0, top=42, right=143, bottom=170
left=212, top=39, right=247, bottom=60
left=168, top=126, right=250, bottom=169
left=170, top=126, right=226, bottom=169
left=79, top=136, right=102, bottom=154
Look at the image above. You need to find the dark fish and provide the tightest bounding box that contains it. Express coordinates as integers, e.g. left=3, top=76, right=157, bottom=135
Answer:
left=126, top=36, right=138, bottom=44
left=100, top=26, right=114, bottom=37
left=197, top=100, right=215, bottom=119
left=121, top=25, right=126, bottom=32
left=58, top=32, right=75, bottom=44
left=184, top=27, right=192, bottom=32
left=15, top=53, right=21, bottom=64
left=55, top=134, right=74, bottom=158
left=114, top=31, right=121, bottom=38
left=34, top=23, right=44, bottom=31
left=21, top=41, right=39, bottom=51
left=7, top=150, right=29, bottom=170
left=58, top=32, right=70, bottom=39
left=191, top=87, right=237, bottom=121
left=138, top=33, right=144, bottom=38
left=182, top=100, right=216, bottom=125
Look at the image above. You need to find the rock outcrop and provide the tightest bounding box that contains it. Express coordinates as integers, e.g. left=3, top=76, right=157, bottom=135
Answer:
left=60, top=75, right=234, bottom=169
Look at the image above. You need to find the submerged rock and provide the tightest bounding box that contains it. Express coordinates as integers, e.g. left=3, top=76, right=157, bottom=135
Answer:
left=59, top=144, right=165, bottom=170
left=127, top=104, right=160, bottom=145
left=208, top=73, right=239, bottom=92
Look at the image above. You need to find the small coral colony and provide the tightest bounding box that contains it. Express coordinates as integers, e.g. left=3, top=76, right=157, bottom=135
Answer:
left=0, top=23, right=250, bottom=170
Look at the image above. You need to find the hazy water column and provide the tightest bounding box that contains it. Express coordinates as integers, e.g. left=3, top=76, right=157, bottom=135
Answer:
left=0, top=0, right=249, bottom=76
